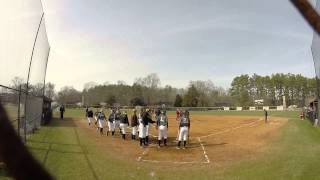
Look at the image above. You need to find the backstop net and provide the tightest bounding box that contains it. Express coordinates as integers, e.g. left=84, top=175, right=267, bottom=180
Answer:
left=0, top=0, right=50, bottom=142
left=311, top=0, right=320, bottom=123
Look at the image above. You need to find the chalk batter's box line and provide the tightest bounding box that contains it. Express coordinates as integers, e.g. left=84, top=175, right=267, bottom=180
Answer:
left=198, top=118, right=263, bottom=139
left=137, top=138, right=210, bottom=164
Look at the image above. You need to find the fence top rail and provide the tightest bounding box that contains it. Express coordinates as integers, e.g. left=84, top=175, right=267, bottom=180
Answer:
left=0, top=84, right=45, bottom=99
left=0, top=84, right=26, bottom=93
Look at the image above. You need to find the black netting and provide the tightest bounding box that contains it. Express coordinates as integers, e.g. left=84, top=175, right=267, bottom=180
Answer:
left=0, top=1, right=50, bottom=141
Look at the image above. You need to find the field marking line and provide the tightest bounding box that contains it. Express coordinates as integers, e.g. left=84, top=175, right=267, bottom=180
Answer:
left=140, top=159, right=210, bottom=164
left=199, top=118, right=263, bottom=139
left=198, top=137, right=211, bottom=163
left=137, top=147, right=149, bottom=162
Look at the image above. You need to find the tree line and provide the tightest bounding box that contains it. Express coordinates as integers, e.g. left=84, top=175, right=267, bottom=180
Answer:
left=37, top=73, right=318, bottom=108
left=230, top=73, right=318, bottom=107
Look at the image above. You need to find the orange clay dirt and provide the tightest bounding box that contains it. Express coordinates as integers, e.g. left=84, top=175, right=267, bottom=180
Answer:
left=74, top=114, right=288, bottom=168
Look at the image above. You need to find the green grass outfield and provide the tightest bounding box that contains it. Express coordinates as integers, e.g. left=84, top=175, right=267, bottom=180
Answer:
left=3, top=109, right=320, bottom=180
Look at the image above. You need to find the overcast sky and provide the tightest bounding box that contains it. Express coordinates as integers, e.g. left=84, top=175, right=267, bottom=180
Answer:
left=41, top=0, right=316, bottom=91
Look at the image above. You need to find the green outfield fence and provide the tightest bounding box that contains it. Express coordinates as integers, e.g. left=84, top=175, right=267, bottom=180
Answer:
left=65, top=105, right=297, bottom=112
left=0, top=0, right=50, bottom=142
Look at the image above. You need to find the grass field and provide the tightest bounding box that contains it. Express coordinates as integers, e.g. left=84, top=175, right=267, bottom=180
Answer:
left=2, top=109, right=320, bottom=180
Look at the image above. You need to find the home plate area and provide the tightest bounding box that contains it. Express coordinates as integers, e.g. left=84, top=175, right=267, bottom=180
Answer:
left=137, top=138, right=209, bottom=164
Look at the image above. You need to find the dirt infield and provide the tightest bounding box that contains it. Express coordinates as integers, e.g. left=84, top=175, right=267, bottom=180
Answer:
left=75, top=114, right=288, bottom=168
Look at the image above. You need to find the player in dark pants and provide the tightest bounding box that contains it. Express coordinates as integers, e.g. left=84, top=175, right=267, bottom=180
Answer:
left=131, top=109, right=138, bottom=140
left=142, top=109, right=155, bottom=145
left=264, top=109, right=268, bottom=123
left=59, top=105, right=65, bottom=119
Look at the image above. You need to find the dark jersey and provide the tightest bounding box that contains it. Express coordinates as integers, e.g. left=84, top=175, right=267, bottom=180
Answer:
left=142, top=112, right=155, bottom=126
left=120, top=114, right=129, bottom=125
left=115, top=113, right=121, bottom=120
left=131, top=114, right=138, bottom=127
left=155, top=109, right=161, bottom=116
left=179, top=116, right=190, bottom=127
left=108, top=113, right=116, bottom=122
left=98, top=112, right=106, bottom=120
left=85, top=108, right=89, bottom=117
left=87, top=110, right=93, bottom=118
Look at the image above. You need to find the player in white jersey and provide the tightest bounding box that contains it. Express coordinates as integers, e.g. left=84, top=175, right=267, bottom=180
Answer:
left=108, top=109, right=116, bottom=136
left=177, top=111, right=190, bottom=149
left=138, top=109, right=146, bottom=147
left=156, top=111, right=168, bottom=147
left=97, top=110, right=106, bottom=136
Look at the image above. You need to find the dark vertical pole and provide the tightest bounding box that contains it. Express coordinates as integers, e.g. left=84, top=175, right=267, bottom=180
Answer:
left=42, top=47, right=50, bottom=124
left=17, top=85, right=21, bottom=137
left=291, top=0, right=320, bottom=36
left=24, top=13, right=44, bottom=143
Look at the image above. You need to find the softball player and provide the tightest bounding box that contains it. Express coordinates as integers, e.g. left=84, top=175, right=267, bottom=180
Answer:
left=108, top=109, right=116, bottom=136
left=156, top=111, right=168, bottom=147
left=97, top=110, right=106, bottom=136
left=87, top=108, right=94, bottom=126
left=94, top=109, right=100, bottom=131
left=176, top=108, right=183, bottom=141
left=131, top=109, right=139, bottom=140
left=155, top=108, right=161, bottom=120
left=138, top=109, right=147, bottom=147
left=143, top=109, right=155, bottom=145
left=177, top=111, right=190, bottom=149
left=120, top=112, right=129, bottom=140
left=114, top=110, right=121, bottom=134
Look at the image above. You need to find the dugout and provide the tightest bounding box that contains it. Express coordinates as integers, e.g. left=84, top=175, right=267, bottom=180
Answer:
left=306, top=97, right=318, bottom=124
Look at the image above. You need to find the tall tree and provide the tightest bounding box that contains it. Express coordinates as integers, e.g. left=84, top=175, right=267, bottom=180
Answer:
left=45, top=82, right=55, bottom=99
left=174, top=94, right=183, bottom=107
left=183, top=85, right=200, bottom=107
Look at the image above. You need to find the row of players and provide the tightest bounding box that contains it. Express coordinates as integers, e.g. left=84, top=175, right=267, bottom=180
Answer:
left=85, top=108, right=190, bottom=149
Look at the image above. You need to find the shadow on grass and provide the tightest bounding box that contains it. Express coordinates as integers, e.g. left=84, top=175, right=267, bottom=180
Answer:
left=47, top=118, right=77, bottom=127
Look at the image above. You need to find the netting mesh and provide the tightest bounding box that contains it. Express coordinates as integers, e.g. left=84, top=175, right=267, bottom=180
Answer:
left=312, top=0, right=320, bottom=80
left=0, top=0, right=50, bottom=141
left=311, top=0, right=320, bottom=121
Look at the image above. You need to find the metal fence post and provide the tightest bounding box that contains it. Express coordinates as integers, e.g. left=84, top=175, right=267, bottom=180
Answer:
left=17, top=85, right=21, bottom=137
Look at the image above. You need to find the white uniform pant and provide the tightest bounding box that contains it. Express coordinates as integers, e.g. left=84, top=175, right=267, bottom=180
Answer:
left=120, top=123, right=127, bottom=134
left=158, top=125, right=167, bottom=140
left=178, top=127, right=189, bottom=141
left=114, top=120, right=120, bottom=129
left=87, top=117, right=93, bottom=124
left=98, top=120, right=105, bottom=128
left=132, top=126, right=138, bottom=135
left=146, top=125, right=149, bottom=136
left=108, top=121, right=115, bottom=131
left=138, top=125, right=146, bottom=138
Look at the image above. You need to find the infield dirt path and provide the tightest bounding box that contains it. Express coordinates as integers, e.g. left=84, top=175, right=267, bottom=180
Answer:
left=73, top=114, right=288, bottom=168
